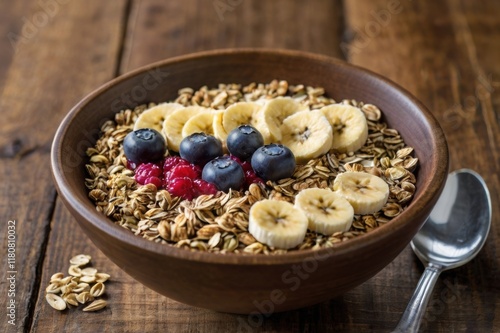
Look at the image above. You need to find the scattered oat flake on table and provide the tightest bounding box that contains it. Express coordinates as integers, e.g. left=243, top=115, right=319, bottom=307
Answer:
left=44, top=254, right=110, bottom=312
left=46, top=294, right=66, bottom=311
left=76, top=291, right=94, bottom=304
left=82, top=299, right=107, bottom=312
left=69, top=254, right=91, bottom=266
left=90, top=282, right=105, bottom=297
left=81, top=267, right=98, bottom=276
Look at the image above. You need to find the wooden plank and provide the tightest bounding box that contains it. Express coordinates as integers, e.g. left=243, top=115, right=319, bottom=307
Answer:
left=0, top=1, right=127, bottom=332
left=120, top=0, right=345, bottom=72
left=344, top=0, right=500, bottom=331
left=0, top=0, right=35, bottom=94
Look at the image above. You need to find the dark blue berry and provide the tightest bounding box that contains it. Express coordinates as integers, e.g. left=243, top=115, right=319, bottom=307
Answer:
left=123, top=128, right=166, bottom=164
left=226, top=125, right=264, bottom=161
left=202, top=156, right=245, bottom=192
left=180, top=133, right=223, bottom=166
left=251, top=144, right=296, bottom=181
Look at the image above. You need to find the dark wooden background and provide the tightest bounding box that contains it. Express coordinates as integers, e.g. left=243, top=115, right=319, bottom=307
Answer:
left=1, top=1, right=499, bottom=332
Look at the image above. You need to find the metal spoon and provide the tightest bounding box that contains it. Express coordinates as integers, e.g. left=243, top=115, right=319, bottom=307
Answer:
left=393, top=169, right=491, bottom=333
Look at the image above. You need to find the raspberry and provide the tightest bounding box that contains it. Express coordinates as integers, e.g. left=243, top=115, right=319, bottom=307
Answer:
left=245, top=169, right=264, bottom=186
left=144, top=176, right=162, bottom=189
left=167, top=177, right=195, bottom=200
left=165, top=164, right=201, bottom=183
left=240, top=161, right=253, bottom=173
left=229, top=155, right=242, bottom=164
left=163, top=156, right=188, bottom=174
left=194, top=179, right=218, bottom=196
left=229, top=155, right=253, bottom=172
left=135, top=163, right=162, bottom=185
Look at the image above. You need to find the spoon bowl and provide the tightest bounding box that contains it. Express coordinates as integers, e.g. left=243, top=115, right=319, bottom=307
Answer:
left=394, top=169, right=491, bottom=332
left=412, top=169, right=491, bottom=269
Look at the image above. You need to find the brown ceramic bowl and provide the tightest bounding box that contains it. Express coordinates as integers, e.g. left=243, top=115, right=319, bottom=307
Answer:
left=51, top=49, right=448, bottom=314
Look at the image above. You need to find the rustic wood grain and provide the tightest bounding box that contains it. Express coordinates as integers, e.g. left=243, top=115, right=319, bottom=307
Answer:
left=0, top=0, right=34, bottom=94
left=0, top=0, right=498, bottom=332
left=0, top=1, right=127, bottom=332
left=345, top=0, right=500, bottom=332
left=120, top=0, right=345, bottom=72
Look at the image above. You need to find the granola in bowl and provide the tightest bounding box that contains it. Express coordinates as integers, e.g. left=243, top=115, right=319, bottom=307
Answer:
left=85, top=80, right=418, bottom=254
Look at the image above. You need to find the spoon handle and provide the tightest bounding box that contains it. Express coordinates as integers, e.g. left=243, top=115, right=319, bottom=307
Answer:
left=392, top=264, right=442, bottom=333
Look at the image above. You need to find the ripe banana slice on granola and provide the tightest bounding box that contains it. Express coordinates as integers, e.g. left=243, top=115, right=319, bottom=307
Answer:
left=249, top=199, right=308, bottom=250
left=333, top=171, right=389, bottom=215
left=280, top=110, right=333, bottom=163
left=294, top=188, right=354, bottom=235
left=320, top=104, right=368, bottom=153
left=213, top=110, right=229, bottom=143
left=163, top=106, right=211, bottom=151
left=134, top=102, right=184, bottom=136
left=182, top=110, right=221, bottom=138
left=222, top=102, right=264, bottom=136
left=258, top=97, right=308, bottom=143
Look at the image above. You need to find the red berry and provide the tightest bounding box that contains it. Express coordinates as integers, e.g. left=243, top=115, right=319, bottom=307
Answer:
left=229, top=154, right=253, bottom=172
left=163, top=156, right=188, bottom=174
left=229, top=155, right=242, bottom=164
left=135, top=163, right=162, bottom=185
left=165, top=164, right=201, bottom=183
left=194, top=179, right=218, bottom=196
left=144, top=176, right=162, bottom=189
left=245, top=169, right=264, bottom=186
left=167, top=177, right=195, bottom=200
left=240, top=161, right=253, bottom=172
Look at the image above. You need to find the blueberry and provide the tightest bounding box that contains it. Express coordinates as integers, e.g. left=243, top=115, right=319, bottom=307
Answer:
left=251, top=144, right=296, bottom=181
left=123, top=128, right=166, bottom=164
left=180, top=133, right=223, bottom=166
left=226, top=125, right=264, bottom=161
left=202, top=156, right=245, bottom=192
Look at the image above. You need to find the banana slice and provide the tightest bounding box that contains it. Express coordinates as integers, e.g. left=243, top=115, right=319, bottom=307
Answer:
left=222, top=101, right=264, bottom=136
left=163, top=106, right=211, bottom=152
left=294, top=188, right=354, bottom=235
left=320, top=104, right=368, bottom=153
left=333, top=171, right=389, bottom=215
left=280, top=110, right=333, bottom=164
left=259, top=97, right=309, bottom=143
left=249, top=199, right=308, bottom=249
left=182, top=110, right=221, bottom=138
left=213, top=110, right=229, bottom=143
left=134, top=102, right=184, bottom=135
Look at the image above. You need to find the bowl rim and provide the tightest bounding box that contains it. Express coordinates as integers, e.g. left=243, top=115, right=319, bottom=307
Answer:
left=51, top=47, right=449, bottom=265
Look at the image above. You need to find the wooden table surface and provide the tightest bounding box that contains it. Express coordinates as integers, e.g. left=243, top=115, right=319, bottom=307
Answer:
left=1, top=1, right=499, bottom=332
